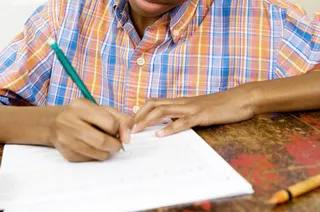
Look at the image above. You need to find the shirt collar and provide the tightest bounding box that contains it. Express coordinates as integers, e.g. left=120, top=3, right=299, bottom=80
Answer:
left=168, top=0, right=198, bottom=41
left=113, top=0, right=130, bottom=28
left=113, top=0, right=211, bottom=42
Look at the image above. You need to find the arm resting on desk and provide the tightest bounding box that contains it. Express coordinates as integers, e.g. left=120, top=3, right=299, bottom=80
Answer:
left=133, top=69, right=320, bottom=137
left=0, top=101, right=132, bottom=162
left=251, top=68, right=320, bottom=115
left=0, top=106, right=63, bottom=146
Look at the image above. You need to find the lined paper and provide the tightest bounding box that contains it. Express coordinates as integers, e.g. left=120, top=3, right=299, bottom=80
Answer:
left=0, top=120, right=253, bottom=212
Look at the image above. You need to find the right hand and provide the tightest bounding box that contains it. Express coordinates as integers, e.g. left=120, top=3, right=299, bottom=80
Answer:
left=50, top=98, right=133, bottom=162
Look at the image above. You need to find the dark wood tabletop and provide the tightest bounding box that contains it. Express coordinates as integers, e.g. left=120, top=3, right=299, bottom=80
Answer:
left=1, top=111, right=319, bottom=212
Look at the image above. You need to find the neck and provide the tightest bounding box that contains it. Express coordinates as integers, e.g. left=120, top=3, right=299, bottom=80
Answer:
left=129, top=7, right=161, bottom=38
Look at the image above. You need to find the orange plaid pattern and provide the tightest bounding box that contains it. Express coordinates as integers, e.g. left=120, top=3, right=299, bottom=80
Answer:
left=0, top=0, right=319, bottom=114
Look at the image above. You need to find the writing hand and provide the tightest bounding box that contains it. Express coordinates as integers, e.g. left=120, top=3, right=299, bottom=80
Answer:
left=50, top=98, right=133, bottom=162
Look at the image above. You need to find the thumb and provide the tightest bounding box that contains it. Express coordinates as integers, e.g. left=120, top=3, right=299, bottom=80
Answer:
left=119, top=115, right=134, bottom=144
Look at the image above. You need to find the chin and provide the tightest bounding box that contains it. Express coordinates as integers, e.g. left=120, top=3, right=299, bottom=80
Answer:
left=128, top=0, right=174, bottom=18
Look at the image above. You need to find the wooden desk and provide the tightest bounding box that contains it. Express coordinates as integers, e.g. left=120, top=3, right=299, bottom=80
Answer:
left=1, top=111, right=319, bottom=211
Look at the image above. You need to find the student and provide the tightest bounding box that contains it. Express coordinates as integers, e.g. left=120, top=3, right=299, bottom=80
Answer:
left=0, top=0, right=319, bottom=162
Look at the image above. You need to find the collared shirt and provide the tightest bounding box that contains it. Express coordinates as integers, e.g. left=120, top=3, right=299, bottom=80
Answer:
left=0, top=0, right=319, bottom=114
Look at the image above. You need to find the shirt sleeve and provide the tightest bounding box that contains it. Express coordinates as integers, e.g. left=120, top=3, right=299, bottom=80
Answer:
left=274, top=1, right=320, bottom=78
left=0, top=0, right=64, bottom=106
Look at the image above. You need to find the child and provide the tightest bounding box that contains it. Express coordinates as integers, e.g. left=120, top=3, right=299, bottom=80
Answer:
left=0, top=0, right=319, bottom=161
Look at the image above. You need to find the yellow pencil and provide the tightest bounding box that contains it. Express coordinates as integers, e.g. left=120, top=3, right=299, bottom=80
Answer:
left=268, top=174, right=320, bottom=204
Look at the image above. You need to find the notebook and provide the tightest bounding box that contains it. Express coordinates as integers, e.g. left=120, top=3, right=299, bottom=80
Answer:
left=0, top=120, right=253, bottom=212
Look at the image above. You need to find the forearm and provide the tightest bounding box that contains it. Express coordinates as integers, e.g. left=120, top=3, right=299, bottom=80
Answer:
left=0, top=106, right=64, bottom=146
left=248, top=70, right=320, bottom=115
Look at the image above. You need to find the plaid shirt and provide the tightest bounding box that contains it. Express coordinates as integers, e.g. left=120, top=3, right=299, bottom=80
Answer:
left=0, top=0, right=319, bottom=114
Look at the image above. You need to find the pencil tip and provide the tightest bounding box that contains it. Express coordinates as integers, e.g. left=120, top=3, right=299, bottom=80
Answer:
left=268, top=197, right=278, bottom=205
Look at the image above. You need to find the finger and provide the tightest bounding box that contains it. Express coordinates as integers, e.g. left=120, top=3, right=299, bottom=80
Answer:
left=156, top=114, right=200, bottom=137
left=70, top=99, right=120, bottom=136
left=134, top=98, right=177, bottom=123
left=54, top=141, right=94, bottom=162
left=104, top=107, right=134, bottom=144
left=133, top=104, right=193, bottom=134
left=55, top=128, right=115, bottom=161
left=63, top=139, right=110, bottom=161
left=56, top=112, right=122, bottom=152
left=118, top=119, right=134, bottom=144
left=75, top=125, right=123, bottom=153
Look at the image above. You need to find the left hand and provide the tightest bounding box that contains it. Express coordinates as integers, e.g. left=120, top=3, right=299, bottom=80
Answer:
left=133, top=85, right=255, bottom=137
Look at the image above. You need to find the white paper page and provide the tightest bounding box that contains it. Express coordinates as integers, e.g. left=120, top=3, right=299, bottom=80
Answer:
left=0, top=121, right=253, bottom=212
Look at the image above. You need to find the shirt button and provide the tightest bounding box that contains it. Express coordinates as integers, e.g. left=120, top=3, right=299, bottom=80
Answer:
left=173, top=30, right=180, bottom=37
left=132, top=105, right=140, bottom=114
left=136, top=57, right=145, bottom=66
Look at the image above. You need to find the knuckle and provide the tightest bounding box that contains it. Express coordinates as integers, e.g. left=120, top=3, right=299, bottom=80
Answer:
left=96, top=136, right=108, bottom=150
left=55, top=113, right=66, bottom=126
left=164, top=125, right=173, bottom=133
left=121, top=115, right=134, bottom=127
left=104, top=106, right=121, bottom=117
left=121, top=114, right=133, bottom=122
left=180, top=117, right=192, bottom=127
left=77, top=132, right=94, bottom=147
left=97, top=152, right=109, bottom=161
left=94, top=132, right=107, bottom=146
left=54, top=132, right=67, bottom=145
left=70, top=98, right=85, bottom=109
left=55, top=111, right=76, bottom=128
left=109, top=118, right=120, bottom=135
left=70, top=98, right=93, bottom=112
left=154, top=106, right=166, bottom=115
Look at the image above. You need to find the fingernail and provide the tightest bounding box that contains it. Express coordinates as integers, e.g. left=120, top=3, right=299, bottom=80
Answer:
left=124, top=129, right=131, bottom=144
left=156, top=130, right=165, bottom=137
left=132, top=124, right=137, bottom=134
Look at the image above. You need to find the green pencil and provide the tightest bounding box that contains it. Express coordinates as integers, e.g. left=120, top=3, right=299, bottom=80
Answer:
left=48, top=38, right=125, bottom=151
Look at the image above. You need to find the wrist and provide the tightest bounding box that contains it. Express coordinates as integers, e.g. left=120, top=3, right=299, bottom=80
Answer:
left=36, top=106, right=65, bottom=147
left=0, top=106, right=64, bottom=147
left=240, top=81, right=263, bottom=116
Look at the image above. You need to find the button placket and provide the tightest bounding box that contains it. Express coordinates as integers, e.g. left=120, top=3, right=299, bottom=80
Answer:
left=128, top=51, right=151, bottom=115
left=136, top=57, right=145, bottom=66
left=173, top=30, right=180, bottom=37
left=132, top=105, right=140, bottom=114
